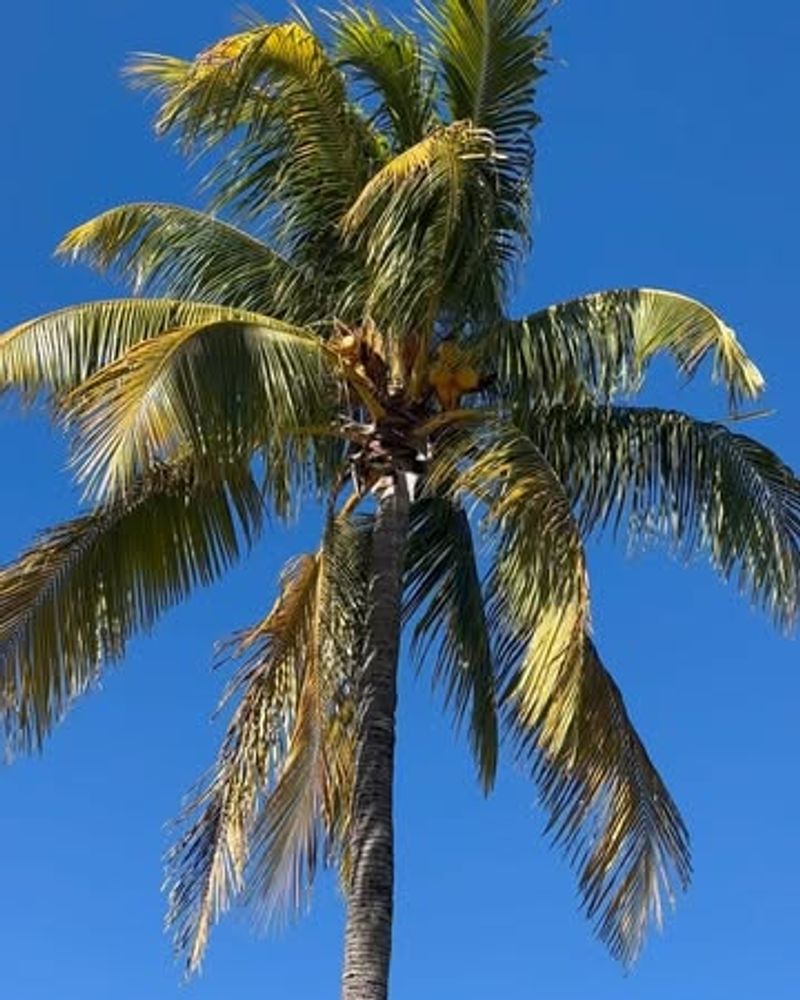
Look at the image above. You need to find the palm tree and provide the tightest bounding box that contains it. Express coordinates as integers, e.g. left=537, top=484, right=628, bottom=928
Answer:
left=1, top=3, right=797, bottom=998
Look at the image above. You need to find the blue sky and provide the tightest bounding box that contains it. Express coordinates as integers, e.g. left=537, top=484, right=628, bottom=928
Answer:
left=1, top=2, right=798, bottom=998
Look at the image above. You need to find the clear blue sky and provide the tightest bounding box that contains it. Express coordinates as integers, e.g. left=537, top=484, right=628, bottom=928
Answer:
left=1, top=2, right=798, bottom=998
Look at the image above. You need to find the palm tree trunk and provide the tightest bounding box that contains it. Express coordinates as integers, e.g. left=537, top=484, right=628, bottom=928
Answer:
left=341, top=471, right=410, bottom=1000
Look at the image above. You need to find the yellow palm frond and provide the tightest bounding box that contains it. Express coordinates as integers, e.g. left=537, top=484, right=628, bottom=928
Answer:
left=166, top=510, right=372, bottom=973
left=429, top=422, right=590, bottom=761
left=516, top=636, right=690, bottom=965
left=431, top=421, right=689, bottom=962
left=0, top=299, right=272, bottom=402
left=167, top=550, right=320, bottom=974
left=342, top=121, right=495, bottom=233
left=61, top=316, right=335, bottom=500
left=128, top=19, right=381, bottom=243
left=342, top=122, right=501, bottom=344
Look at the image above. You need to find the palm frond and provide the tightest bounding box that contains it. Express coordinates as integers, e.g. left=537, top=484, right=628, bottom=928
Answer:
left=246, top=513, right=372, bottom=920
left=511, top=636, right=690, bottom=965
left=428, top=422, right=589, bottom=759
left=0, top=459, right=263, bottom=754
left=404, top=496, right=498, bottom=791
left=58, top=203, right=320, bottom=321
left=424, top=0, right=546, bottom=152
left=332, top=5, right=435, bottom=149
left=342, top=122, right=502, bottom=340
left=0, top=299, right=277, bottom=402
left=495, top=288, right=764, bottom=412
left=166, top=549, right=320, bottom=974
left=129, top=20, right=381, bottom=247
left=166, top=509, right=372, bottom=974
left=526, top=403, right=800, bottom=629
left=126, top=33, right=265, bottom=147
left=430, top=421, right=689, bottom=961
left=423, top=0, right=548, bottom=272
left=61, top=316, right=337, bottom=500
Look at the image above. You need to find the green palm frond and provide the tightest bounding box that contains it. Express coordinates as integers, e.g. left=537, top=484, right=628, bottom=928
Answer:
left=342, top=121, right=502, bottom=336
left=58, top=203, right=319, bottom=321
left=423, top=0, right=548, bottom=270
left=0, top=299, right=279, bottom=402
left=512, top=636, right=690, bottom=965
left=495, top=288, right=764, bottom=411
left=526, top=403, right=800, bottom=629
left=425, top=0, right=546, bottom=153
left=62, top=316, right=337, bottom=500
left=0, top=459, right=263, bottom=754
left=405, top=496, right=498, bottom=791
left=166, top=510, right=372, bottom=974
left=332, top=5, right=435, bottom=149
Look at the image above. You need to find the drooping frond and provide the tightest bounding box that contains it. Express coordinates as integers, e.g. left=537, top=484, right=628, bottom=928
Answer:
left=166, top=510, right=372, bottom=974
left=511, top=636, right=690, bottom=965
left=62, top=316, right=337, bottom=500
left=428, top=422, right=589, bottom=757
left=166, top=550, right=321, bottom=975
left=424, top=0, right=548, bottom=269
left=58, top=203, right=320, bottom=321
left=0, top=460, right=263, bottom=754
left=430, top=421, right=690, bottom=960
left=246, top=512, right=373, bottom=918
left=494, top=288, right=764, bottom=412
left=332, top=5, right=435, bottom=149
left=129, top=20, right=381, bottom=247
left=0, top=299, right=278, bottom=402
left=342, top=122, right=503, bottom=335
left=525, top=403, right=800, bottom=629
left=405, top=496, right=498, bottom=791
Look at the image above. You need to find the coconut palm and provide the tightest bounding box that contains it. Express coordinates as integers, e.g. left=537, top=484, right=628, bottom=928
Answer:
left=1, top=3, right=797, bottom=999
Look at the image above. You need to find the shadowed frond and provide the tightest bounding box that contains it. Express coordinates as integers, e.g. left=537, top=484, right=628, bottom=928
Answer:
left=424, top=0, right=546, bottom=153
left=423, top=0, right=548, bottom=269
left=512, top=636, right=690, bottom=965
left=58, top=203, right=319, bottom=321
left=342, top=122, right=502, bottom=334
left=0, top=460, right=263, bottom=754
left=0, top=299, right=278, bottom=402
left=62, top=316, right=337, bottom=500
left=332, top=5, right=435, bottom=149
left=526, top=403, right=800, bottom=629
left=166, top=510, right=372, bottom=974
left=495, top=288, right=764, bottom=411
left=405, top=496, right=498, bottom=791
